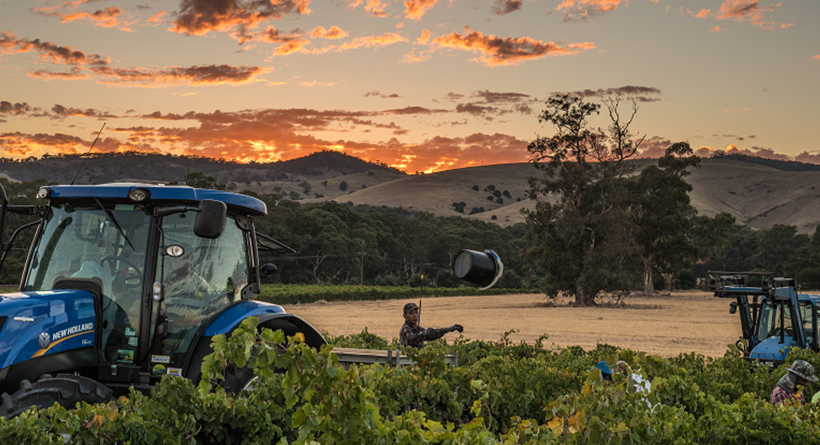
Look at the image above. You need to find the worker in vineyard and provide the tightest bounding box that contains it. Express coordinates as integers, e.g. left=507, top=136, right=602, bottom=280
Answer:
left=399, top=302, right=463, bottom=349
left=770, top=360, right=817, bottom=406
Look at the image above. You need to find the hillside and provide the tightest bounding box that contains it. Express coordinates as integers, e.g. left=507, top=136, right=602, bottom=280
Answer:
left=3, top=152, right=820, bottom=233
left=0, top=151, right=403, bottom=186
left=308, top=157, right=820, bottom=233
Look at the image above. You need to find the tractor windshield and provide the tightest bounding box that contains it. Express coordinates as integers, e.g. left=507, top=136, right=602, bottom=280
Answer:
left=757, top=301, right=813, bottom=343
left=23, top=203, right=151, bottom=363
left=150, top=212, right=252, bottom=370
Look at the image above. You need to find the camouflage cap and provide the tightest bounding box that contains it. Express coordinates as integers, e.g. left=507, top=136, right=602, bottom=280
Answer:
left=403, top=302, right=419, bottom=314
left=787, top=360, right=818, bottom=382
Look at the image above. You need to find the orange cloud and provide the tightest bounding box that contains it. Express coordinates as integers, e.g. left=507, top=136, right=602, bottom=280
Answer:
left=416, top=29, right=430, bottom=45
left=690, top=0, right=793, bottom=30
left=693, top=8, right=711, bottom=18
left=432, top=28, right=591, bottom=66
left=339, top=33, right=408, bottom=50
left=29, top=69, right=90, bottom=81
left=311, top=26, right=349, bottom=39
left=1, top=32, right=266, bottom=87
left=554, top=0, right=627, bottom=21
left=0, top=31, right=108, bottom=66
left=707, top=26, right=723, bottom=33
left=34, top=4, right=135, bottom=32
left=364, top=0, right=390, bottom=17
left=401, top=49, right=432, bottom=63
left=61, top=7, right=125, bottom=28
left=813, top=55, right=820, bottom=61
left=1, top=101, right=536, bottom=172
left=404, top=0, right=441, bottom=20
left=0, top=132, right=141, bottom=158
left=148, top=11, right=167, bottom=24
left=262, top=26, right=310, bottom=54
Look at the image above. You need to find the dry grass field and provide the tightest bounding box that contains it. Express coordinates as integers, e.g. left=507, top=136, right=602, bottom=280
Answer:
left=288, top=290, right=742, bottom=359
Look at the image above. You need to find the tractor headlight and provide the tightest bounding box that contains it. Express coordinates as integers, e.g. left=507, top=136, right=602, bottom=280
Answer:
left=36, top=187, right=51, bottom=199
left=128, top=188, right=149, bottom=202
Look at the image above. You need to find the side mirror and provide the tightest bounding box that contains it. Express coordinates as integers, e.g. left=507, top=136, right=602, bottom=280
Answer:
left=261, top=263, right=278, bottom=276
left=194, top=199, right=227, bottom=239
left=452, top=249, right=503, bottom=290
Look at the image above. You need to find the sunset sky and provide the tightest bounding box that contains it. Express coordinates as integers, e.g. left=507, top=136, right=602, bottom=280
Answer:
left=1, top=0, right=818, bottom=173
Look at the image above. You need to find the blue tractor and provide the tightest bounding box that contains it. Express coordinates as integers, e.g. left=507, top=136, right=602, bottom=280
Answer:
left=0, top=183, right=331, bottom=417
left=710, top=271, right=819, bottom=366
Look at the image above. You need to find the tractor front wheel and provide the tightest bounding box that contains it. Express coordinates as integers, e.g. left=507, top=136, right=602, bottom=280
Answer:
left=220, top=363, right=258, bottom=394
left=0, top=374, right=114, bottom=419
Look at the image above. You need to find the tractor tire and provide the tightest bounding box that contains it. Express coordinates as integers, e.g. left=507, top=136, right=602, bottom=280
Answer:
left=0, top=374, right=114, bottom=419
left=219, top=363, right=258, bottom=394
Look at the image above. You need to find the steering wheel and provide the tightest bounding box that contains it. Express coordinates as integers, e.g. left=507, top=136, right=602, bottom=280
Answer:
left=769, top=327, right=794, bottom=338
left=165, top=292, right=230, bottom=315
left=101, top=255, right=143, bottom=287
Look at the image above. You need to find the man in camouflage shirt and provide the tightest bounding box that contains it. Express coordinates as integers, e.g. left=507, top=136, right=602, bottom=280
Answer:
left=770, top=360, right=817, bottom=406
left=399, top=302, right=463, bottom=348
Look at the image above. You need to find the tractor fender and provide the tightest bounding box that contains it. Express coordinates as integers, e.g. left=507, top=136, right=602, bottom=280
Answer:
left=183, top=301, right=326, bottom=382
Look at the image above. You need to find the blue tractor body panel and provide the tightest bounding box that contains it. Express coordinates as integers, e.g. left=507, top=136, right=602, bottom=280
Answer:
left=750, top=336, right=797, bottom=362
left=44, top=184, right=267, bottom=216
left=0, top=290, right=96, bottom=370
left=204, top=301, right=286, bottom=337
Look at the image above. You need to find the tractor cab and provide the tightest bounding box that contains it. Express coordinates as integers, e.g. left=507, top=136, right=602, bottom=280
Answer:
left=710, top=271, right=820, bottom=366
left=0, top=183, right=323, bottom=395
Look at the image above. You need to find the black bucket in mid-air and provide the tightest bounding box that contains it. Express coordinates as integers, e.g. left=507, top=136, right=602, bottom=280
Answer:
left=452, top=249, right=503, bottom=289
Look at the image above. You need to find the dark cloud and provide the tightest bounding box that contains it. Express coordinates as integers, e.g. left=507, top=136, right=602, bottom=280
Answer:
left=52, top=104, right=117, bottom=119
left=453, top=89, right=538, bottom=120
left=365, top=91, right=403, bottom=99
left=0, top=101, right=38, bottom=115
left=635, top=136, right=674, bottom=159
left=569, top=85, right=662, bottom=102
left=455, top=103, right=498, bottom=119
left=554, top=0, right=628, bottom=22
left=170, top=0, right=311, bottom=38
left=384, top=106, right=448, bottom=115
left=1, top=32, right=264, bottom=87
left=491, top=0, right=522, bottom=16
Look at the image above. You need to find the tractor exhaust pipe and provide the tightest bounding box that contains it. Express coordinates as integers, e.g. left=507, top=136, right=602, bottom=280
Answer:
left=452, top=249, right=503, bottom=290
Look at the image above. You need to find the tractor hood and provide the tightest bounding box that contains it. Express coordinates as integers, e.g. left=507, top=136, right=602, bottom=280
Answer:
left=750, top=335, right=797, bottom=363
left=0, top=289, right=96, bottom=370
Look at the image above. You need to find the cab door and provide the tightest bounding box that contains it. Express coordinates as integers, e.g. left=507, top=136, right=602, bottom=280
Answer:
left=148, top=213, right=252, bottom=378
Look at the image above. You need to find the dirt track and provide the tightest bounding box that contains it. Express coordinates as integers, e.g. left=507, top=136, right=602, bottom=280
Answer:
left=287, top=291, right=741, bottom=358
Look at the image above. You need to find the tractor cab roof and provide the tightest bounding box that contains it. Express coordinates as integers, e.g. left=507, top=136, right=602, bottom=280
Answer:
left=719, top=285, right=820, bottom=306
left=40, top=183, right=267, bottom=217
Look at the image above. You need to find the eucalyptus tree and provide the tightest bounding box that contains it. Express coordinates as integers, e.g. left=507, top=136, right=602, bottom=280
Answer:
left=523, top=93, right=644, bottom=306
left=627, top=142, right=701, bottom=294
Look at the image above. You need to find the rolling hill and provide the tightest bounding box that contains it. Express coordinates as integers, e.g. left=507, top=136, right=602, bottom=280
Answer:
left=2, top=152, right=820, bottom=233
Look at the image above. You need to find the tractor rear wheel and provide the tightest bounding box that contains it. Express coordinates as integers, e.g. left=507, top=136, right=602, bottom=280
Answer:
left=0, top=374, right=114, bottom=419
